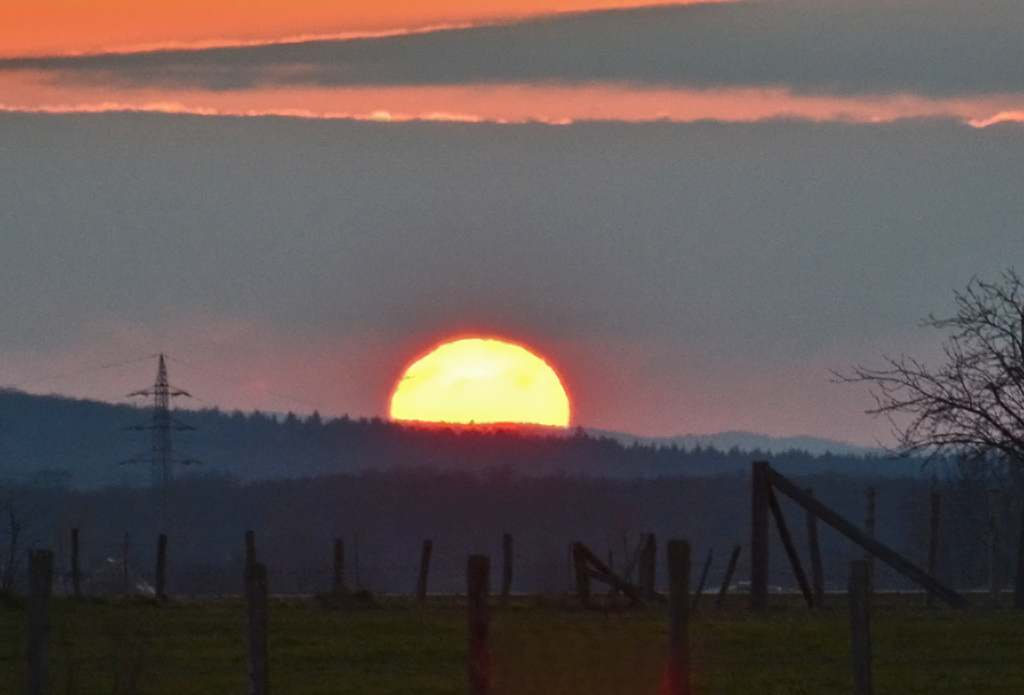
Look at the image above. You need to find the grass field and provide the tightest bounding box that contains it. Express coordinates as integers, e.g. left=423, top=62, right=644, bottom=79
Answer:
left=1, top=593, right=1022, bottom=694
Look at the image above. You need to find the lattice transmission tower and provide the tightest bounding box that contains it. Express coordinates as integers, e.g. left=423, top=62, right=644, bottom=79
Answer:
left=122, top=354, right=199, bottom=529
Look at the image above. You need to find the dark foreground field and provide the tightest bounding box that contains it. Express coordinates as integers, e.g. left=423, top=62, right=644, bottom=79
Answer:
left=1, top=593, right=1022, bottom=694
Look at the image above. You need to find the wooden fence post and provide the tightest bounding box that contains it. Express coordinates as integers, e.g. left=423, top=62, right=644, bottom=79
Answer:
left=989, top=489, right=1002, bottom=607
left=864, top=487, right=877, bottom=593
left=750, top=461, right=771, bottom=611
left=805, top=488, right=825, bottom=607
left=501, top=534, right=513, bottom=607
left=28, top=549, right=53, bottom=695
left=571, top=542, right=646, bottom=605
left=606, top=549, right=619, bottom=605
left=245, top=561, right=269, bottom=695
left=245, top=530, right=257, bottom=569
left=416, top=539, right=433, bottom=605
left=353, top=539, right=361, bottom=590
left=1015, top=497, right=1024, bottom=609
left=467, top=555, right=491, bottom=695
left=70, top=528, right=81, bottom=598
left=716, top=545, right=742, bottom=609
left=333, top=538, right=347, bottom=594
left=122, top=533, right=131, bottom=595
left=572, top=543, right=591, bottom=607
left=567, top=543, right=573, bottom=593
left=768, top=487, right=814, bottom=608
left=768, top=466, right=967, bottom=609
left=638, top=533, right=657, bottom=601
left=848, top=560, right=873, bottom=695
left=926, top=484, right=941, bottom=609
left=155, top=533, right=168, bottom=600
left=691, top=548, right=713, bottom=611
left=663, top=541, right=691, bottom=695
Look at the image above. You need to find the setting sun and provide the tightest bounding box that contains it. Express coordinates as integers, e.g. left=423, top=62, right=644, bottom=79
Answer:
left=389, top=338, right=570, bottom=427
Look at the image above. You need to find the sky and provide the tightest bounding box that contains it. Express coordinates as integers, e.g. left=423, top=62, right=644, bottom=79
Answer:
left=1, top=0, right=1023, bottom=446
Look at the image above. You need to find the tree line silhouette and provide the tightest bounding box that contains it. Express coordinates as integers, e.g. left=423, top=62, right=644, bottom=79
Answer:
left=0, top=389, right=915, bottom=489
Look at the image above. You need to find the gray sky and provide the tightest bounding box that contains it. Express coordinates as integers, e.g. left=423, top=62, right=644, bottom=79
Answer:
left=1, top=112, right=1022, bottom=444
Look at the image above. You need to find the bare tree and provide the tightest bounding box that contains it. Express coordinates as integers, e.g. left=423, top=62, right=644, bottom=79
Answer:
left=841, top=269, right=1024, bottom=605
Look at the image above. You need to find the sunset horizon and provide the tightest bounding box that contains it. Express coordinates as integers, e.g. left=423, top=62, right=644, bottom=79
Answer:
left=3, top=5, right=1023, bottom=689
left=3, top=0, right=1023, bottom=448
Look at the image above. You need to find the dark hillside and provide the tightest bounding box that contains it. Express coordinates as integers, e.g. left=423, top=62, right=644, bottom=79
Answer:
left=0, top=389, right=920, bottom=489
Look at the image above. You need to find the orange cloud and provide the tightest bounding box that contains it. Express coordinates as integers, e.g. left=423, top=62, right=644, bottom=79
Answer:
left=2, top=0, right=725, bottom=58
left=969, top=111, right=1024, bottom=128
left=3, top=69, right=1023, bottom=125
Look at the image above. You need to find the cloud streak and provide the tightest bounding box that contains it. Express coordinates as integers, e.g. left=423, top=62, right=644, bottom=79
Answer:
left=1, top=89, right=1018, bottom=127
left=4, top=0, right=1024, bottom=98
left=0, top=100, right=489, bottom=124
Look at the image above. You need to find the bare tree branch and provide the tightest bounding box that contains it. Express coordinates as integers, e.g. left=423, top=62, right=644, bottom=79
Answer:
left=837, top=269, right=1024, bottom=465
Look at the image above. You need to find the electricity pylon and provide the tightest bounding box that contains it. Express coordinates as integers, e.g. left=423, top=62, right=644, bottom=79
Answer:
left=122, top=353, right=199, bottom=530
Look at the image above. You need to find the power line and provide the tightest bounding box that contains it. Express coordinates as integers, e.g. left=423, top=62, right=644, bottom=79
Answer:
left=5, top=354, right=158, bottom=391
left=4, top=351, right=329, bottom=416
left=164, top=354, right=327, bottom=413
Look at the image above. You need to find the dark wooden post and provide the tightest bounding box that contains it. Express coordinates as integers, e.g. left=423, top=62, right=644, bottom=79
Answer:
left=1015, top=497, right=1024, bottom=609
left=638, top=533, right=657, bottom=601
left=606, top=548, right=619, bottom=605
left=416, top=539, right=433, bottom=604
left=500, top=533, right=513, bottom=607
left=749, top=461, right=771, bottom=611
left=768, top=467, right=967, bottom=609
left=467, top=555, right=491, bottom=695
left=864, top=487, right=877, bottom=593
left=567, top=543, right=573, bottom=592
left=28, top=549, right=53, bottom=695
left=805, top=488, right=825, bottom=607
left=926, top=484, right=941, bottom=609
left=332, top=538, right=347, bottom=594
left=848, top=560, right=873, bottom=695
left=353, top=539, right=361, bottom=589
left=663, top=541, right=691, bottom=695
left=571, top=542, right=645, bottom=605
left=70, top=528, right=82, bottom=598
left=245, top=561, right=269, bottom=695
left=989, top=489, right=1002, bottom=607
left=122, top=533, right=131, bottom=595
left=691, top=548, right=713, bottom=610
left=155, top=533, right=168, bottom=600
left=245, top=530, right=257, bottom=569
left=716, top=545, right=742, bottom=609
left=572, top=543, right=591, bottom=607
left=768, top=487, right=814, bottom=608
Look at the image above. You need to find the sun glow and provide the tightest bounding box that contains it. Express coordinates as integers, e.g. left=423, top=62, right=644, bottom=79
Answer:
left=389, top=338, right=570, bottom=427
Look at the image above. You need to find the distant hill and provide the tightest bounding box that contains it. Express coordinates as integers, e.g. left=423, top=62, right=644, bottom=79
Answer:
left=589, top=429, right=883, bottom=457
left=0, top=389, right=926, bottom=489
